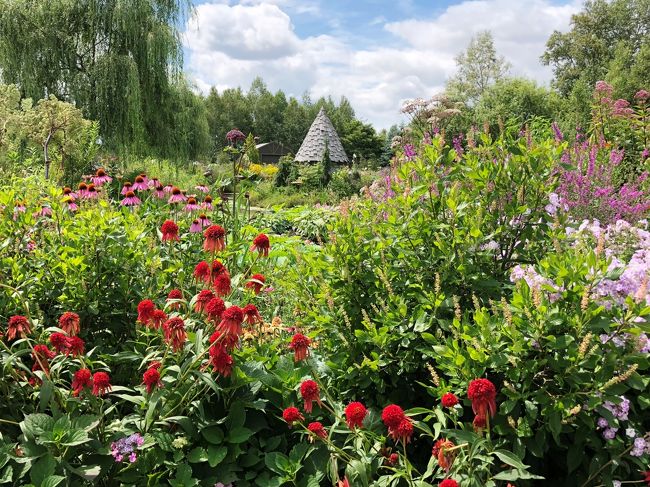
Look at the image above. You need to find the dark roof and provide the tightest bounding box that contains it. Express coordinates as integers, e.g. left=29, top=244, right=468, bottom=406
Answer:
left=295, top=108, right=348, bottom=163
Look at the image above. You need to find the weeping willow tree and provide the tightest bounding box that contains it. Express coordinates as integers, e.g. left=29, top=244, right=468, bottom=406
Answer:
left=0, top=0, right=197, bottom=157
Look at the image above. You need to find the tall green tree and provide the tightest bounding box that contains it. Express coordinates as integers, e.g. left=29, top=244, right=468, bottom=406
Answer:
left=0, top=0, right=192, bottom=155
left=447, top=31, right=510, bottom=105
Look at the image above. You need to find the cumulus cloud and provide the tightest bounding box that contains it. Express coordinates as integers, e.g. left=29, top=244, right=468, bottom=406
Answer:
left=184, top=0, right=582, bottom=129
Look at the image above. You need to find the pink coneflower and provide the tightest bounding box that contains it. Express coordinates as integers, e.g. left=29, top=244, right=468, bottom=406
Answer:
left=189, top=219, right=202, bottom=233
left=202, top=196, right=213, bottom=210
left=63, top=187, right=78, bottom=199
left=168, top=187, right=186, bottom=204
left=184, top=197, right=200, bottom=212
left=132, top=175, right=148, bottom=191
left=163, top=184, right=174, bottom=193
left=121, top=191, right=141, bottom=207
left=121, top=182, right=133, bottom=196
left=63, top=197, right=78, bottom=212
left=153, top=184, right=166, bottom=198
left=86, top=184, right=99, bottom=199
left=148, top=177, right=160, bottom=188
left=77, top=182, right=88, bottom=198
left=91, top=168, right=112, bottom=186
left=195, top=185, right=209, bottom=193
left=199, top=214, right=212, bottom=227
left=34, top=206, right=52, bottom=218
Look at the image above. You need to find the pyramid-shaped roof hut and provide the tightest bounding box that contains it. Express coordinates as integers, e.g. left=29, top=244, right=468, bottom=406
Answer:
left=295, top=107, right=348, bottom=163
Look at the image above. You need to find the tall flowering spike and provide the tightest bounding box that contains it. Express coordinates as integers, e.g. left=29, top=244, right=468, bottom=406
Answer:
left=344, top=402, right=367, bottom=429
left=432, top=439, right=456, bottom=472
left=195, top=289, right=215, bottom=314
left=441, top=392, right=459, bottom=408
left=282, top=406, right=304, bottom=427
left=217, top=306, right=244, bottom=338
left=49, top=332, right=71, bottom=354
left=137, top=300, right=156, bottom=326
left=193, top=261, right=211, bottom=283
left=250, top=233, right=270, bottom=257
left=289, top=333, right=310, bottom=362
left=467, top=378, right=497, bottom=418
left=161, top=220, right=180, bottom=242
left=71, top=368, right=92, bottom=396
left=209, top=343, right=233, bottom=376
left=206, top=297, right=226, bottom=323
left=213, top=272, right=232, bottom=297
left=92, top=371, right=112, bottom=396
left=58, top=312, right=80, bottom=336
left=300, top=380, right=322, bottom=413
left=204, top=225, right=226, bottom=253
left=307, top=422, right=327, bottom=441
left=7, top=315, right=32, bottom=341
left=163, top=317, right=187, bottom=352
left=246, top=274, right=266, bottom=295
left=142, top=367, right=162, bottom=394
left=67, top=336, right=85, bottom=356
left=150, top=309, right=167, bottom=330
left=243, top=304, right=262, bottom=325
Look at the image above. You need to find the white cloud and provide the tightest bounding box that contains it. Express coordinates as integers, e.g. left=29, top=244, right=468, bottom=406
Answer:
left=184, top=0, right=582, bottom=129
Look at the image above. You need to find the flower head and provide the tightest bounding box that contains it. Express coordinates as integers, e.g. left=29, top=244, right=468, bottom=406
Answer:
left=382, top=404, right=406, bottom=430
left=441, top=392, right=459, bottom=408
left=195, top=289, right=215, bottom=313
left=91, top=168, right=112, bottom=186
left=7, top=315, right=32, bottom=341
left=467, top=378, right=497, bottom=418
left=226, top=129, right=246, bottom=144
left=246, top=274, right=265, bottom=294
left=439, top=480, right=458, bottom=487
left=194, top=261, right=211, bottom=282
left=150, top=309, right=167, bottom=330
left=121, top=191, right=141, bottom=207
left=473, top=414, right=487, bottom=431
left=204, top=225, right=226, bottom=253
left=300, top=380, right=322, bottom=413
left=67, top=336, right=85, bottom=356
left=250, top=233, right=270, bottom=257
left=166, top=289, right=183, bottom=310
left=289, top=333, right=310, bottom=362
left=209, top=343, right=233, bottom=376
left=49, top=332, right=70, bottom=354
left=213, top=272, right=232, bottom=297
left=344, top=402, right=367, bottom=429
left=161, top=220, right=180, bottom=242
left=58, top=312, right=80, bottom=336
left=143, top=367, right=162, bottom=393
left=168, top=187, right=187, bottom=204
left=243, top=303, right=263, bottom=325
left=137, top=300, right=156, bottom=327
left=307, top=422, right=327, bottom=441
left=92, top=371, right=112, bottom=396
left=71, top=368, right=92, bottom=396
left=163, top=317, right=187, bottom=352
left=206, top=297, right=226, bottom=323
left=432, top=439, right=456, bottom=472
left=217, top=306, right=244, bottom=339
left=282, top=406, right=304, bottom=427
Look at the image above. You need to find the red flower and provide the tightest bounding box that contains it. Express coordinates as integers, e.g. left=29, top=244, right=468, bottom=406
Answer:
left=245, top=274, right=266, bottom=295
left=209, top=329, right=239, bottom=351
left=150, top=309, right=167, bottom=330
left=193, top=261, right=211, bottom=282
left=473, top=414, right=487, bottom=431
left=388, top=417, right=414, bottom=445
left=211, top=260, right=226, bottom=278
left=209, top=343, right=233, bottom=376
left=432, top=439, right=456, bottom=472
left=167, top=289, right=183, bottom=310
left=217, top=306, right=244, bottom=338
left=289, top=333, right=310, bottom=362
left=213, top=272, right=232, bottom=297
left=441, top=392, right=459, bottom=408
left=467, top=378, right=497, bottom=418
left=163, top=317, right=187, bottom=352
left=338, top=477, right=350, bottom=487
left=161, top=220, right=180, bottom=242
left=7, top=315, right=31, bottom=341
left=58, top=312, right=80, bottom=336
left=439, top=480, right=458, bottom=487
left=143, top=367, right=162, bottom=393
left=195, top=289, right=215, bottom=313
left=71, top=368, right=92, bottom=396
left=282, top=406, right=304, bottom=427
left=137, top=299, right=156, bottom=326
left=67, top=336, right=85, bottom=356
left=344, top=402, right=367, bottom=429
left=642, top=471, right=650, bottom=485
left=92, top=371, right=112, bottom=396
left=49, top=332, right=70, bottom=354
left=250, top=233, right=270, bottom=257
left=243, top=304, right=263, bottom=325
left=382, top=404, right=406, bottom=430
left=307, top=421, right=327, bottom=441
left=149, top=361, right=162, bottom=369
left=32, top=344, right=56, bottom=364
left=385, top=453, right=399, bottom=466
left=203, top=225, right=226, bottom=252
left=206, top=297, right=226, bottom=323
left=300, top=380, right=322, bottom=413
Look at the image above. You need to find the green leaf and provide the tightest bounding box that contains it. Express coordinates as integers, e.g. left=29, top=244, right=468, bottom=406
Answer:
left=30, top=454, right=55, bottom=486
left=21, top=414, right=54, bottom=439
left=492, top=450, right=526, bottom=470
left=186, top=447, right=208, bottom=463
left=207, top=446, right=227, bottom=468
left=0, top=466, right=13, bottom=484
left=61, top=430, right=89, bottom=446
left=201, top=426, right=224, bottom=445
left=227, top=427, right=253, bottom=444
left=41, top=476, right=65, bottom=487
left=265, top=452, right=290, bottom=475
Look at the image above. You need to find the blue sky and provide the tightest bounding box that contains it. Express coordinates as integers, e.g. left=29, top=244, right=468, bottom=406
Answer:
left=184, top=0, right=583, bottom=128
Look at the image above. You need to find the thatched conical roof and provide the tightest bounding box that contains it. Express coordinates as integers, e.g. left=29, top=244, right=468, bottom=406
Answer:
left=295, top=108, right=348, bottom=163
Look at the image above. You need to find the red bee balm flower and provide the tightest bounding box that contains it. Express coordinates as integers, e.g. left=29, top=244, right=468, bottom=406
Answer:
left=289, top=333, right=310, bottom=362
left=161, top=220, right=180, bottom=242
left=243, top=304, right=263, bottom=325
left=203, top=225, right=226, bottom=252
left=250, top=233, right=270, bottom=257
left=441, top=392, right=459, bottom=408
left=467, top=378, right=497, bottom=418
left=143, top=367, right=162, bottom=393
left=49, top=332, right=70, bottom=354
left=206, top=297, right=226, bottom=323
left=7, top=315, right=31, bottom=341
left=344, top=402, right=367, bottom=429
left=209, top=343, right=233, bottom=376
left=307, top=422, right=327, bottom=441
left=382, top=404, right=406, bottom=430
left=300, top=380, right=322, bottom=413
left=92, top=371, right=112, bottom=396
left=432, top=439, right=456, bottom=472
left=193, top=261, right=211, bottom=282
left=217, top=306, right=244, bottom=338
left=439, top=480, right=459, bottom=487
left=163, top=317, right=187, bottom=352
left=71, top=368, right=92, bottom=396
left=390, top=418, right=414, bottom=445
left=137, top=299, right=156, bottom=326
left=282, top=407, right=304, bottom=427
left=195, top=289, right=215, bottom=313
left=58, top=312, right=80, bottom=336
left=246, top=274, right=265, bottom=294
